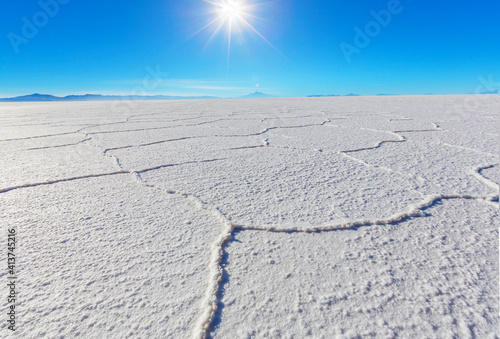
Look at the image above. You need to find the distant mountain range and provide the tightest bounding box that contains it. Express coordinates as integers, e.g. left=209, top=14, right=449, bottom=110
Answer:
left=480, top=89, right=498, bottom=94
left=4, top=91, right=493, bottom=103
left=0, top=93, right=221, bottom=102
left=0, top=92, right=281, bottom=102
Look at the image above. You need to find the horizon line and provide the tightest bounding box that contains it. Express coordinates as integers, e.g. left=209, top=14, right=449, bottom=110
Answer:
left=0, top=91, right=498, bottom=102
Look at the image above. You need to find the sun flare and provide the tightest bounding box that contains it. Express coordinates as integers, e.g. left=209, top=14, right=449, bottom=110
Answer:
left=218, top=0, right=246, bottom=20
left=194, top=0, right=275, bottom=63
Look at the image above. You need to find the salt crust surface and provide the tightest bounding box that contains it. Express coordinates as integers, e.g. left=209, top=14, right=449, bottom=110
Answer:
left=0, top=95, right=498, bottom=338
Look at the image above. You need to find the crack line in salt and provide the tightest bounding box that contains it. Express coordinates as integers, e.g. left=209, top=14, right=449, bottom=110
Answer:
left=471, top=164, right=499, bottom=191
left=22, top=137, right=92, bottom=151
left=0, top=171, right=128, bottom=194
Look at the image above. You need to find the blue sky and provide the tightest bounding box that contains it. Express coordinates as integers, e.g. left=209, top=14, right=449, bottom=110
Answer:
left=1, top=0, right=499, bottom=98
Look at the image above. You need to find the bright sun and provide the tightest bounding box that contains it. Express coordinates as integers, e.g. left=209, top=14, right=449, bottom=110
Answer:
left=218, top=0, right=245, bottom=20
left=195, top=0, right=275, bottom=62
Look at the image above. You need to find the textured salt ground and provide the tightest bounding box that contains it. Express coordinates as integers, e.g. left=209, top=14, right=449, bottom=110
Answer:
left=88, top=116, right=333, bottom=151
left=0, top=175, right=220, bottom=338
left=107, top=136, right=264, bottom=170
left=352, top=139, right=498, bottom=196
left=83, top=118, right=221, bottom=134
left=435, top=120, right=500, bottom=139
left=259, top=116, right=328, bottom=128
left=199, top=116, right=329, bottom=133
left=139, top=148, right=423, bottom=227
left=329, top=114, right=440, bottom=132
left=263, top=125, right=400, bottom=152
left=481, top=165, right=499, bottom=186
left=0, top=102, right=128, bottom=139
left=213, top=200, right=499, bottom=339
left=399, top=129, right=498, bottom=157
left=0, top=144, right=118, bottom=188
left=0, top=135, right=87, bottom=152
left=89, top=125, right=221, bottom=150
left=0, top=95, right=498, bottom=339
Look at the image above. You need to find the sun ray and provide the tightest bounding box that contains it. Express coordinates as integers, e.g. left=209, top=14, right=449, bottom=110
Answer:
left=191, top=0, right=278, bottom=65
left=239, top=16, right=276, bottom=50
left=204, top=19, right=227, bottom=49
left=185, top=16, right=222, bottom=42
left=227, top=18, right=233, bottom=67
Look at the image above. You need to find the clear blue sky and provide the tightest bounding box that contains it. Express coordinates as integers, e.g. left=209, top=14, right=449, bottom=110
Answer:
left=1, top=0, right=499, bottom=98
